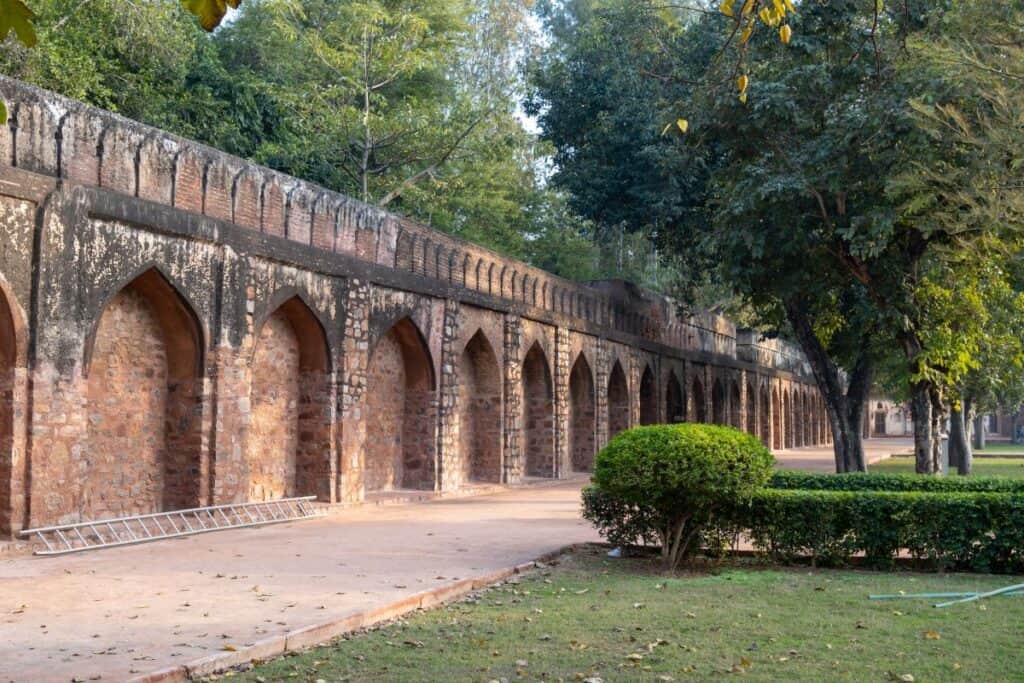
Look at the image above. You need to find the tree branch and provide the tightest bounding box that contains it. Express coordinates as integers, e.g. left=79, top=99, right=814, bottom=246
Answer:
left=376, top=113, right=489, bottom=207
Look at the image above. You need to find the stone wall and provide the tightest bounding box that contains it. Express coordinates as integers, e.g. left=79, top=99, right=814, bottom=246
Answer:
left=0, top=77, right=831, bottom=535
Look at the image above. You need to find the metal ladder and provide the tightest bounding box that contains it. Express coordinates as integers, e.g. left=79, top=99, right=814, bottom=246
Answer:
left=20, top=496, right=325, bottom=556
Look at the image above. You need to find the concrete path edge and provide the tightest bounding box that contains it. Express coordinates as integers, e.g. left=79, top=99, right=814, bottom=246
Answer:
left=127, top=544, right=584, bottom=683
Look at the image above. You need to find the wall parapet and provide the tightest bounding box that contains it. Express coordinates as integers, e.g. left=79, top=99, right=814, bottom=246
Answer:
left=736, top=330, right=811, bottom=376
left=0, top=76, right=806, bottom=375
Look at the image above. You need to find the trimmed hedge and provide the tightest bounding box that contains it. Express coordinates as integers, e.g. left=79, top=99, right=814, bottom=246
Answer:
left=734, top=489, right=1024, bottom=573
left=585, top=483, right=1024, bottom=573
left=770, top=469, right=1024, bottom=494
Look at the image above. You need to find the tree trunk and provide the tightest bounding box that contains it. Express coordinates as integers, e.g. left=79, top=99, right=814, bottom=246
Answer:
left=949, top=401, right=972, bottom=475
left=973, top=414, right=986, bottom=451
left=897, top=327, right=944, bottom=475
left=909, top=381, right=940, bottom=474
left=785, top=298, right=871, bottom=472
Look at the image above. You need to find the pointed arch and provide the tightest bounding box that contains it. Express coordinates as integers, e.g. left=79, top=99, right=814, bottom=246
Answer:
left=84, top=264, right=204, bottom=380
left=365, top=317, right=437, bottom=492
left=804, top=391, right=814, bottom=445
left=0, top=280, right=22, bottom=536
left=760, top=385, right=771, bottom=446
left=783, top=388, right=793, bottom=448
left=730, top=380, right=742, bottom=429
left=796, top=390, right=806, bottom=447
left=83, top=268, right=204, bottom=519
left=746, top=380, right=757, bottom=436
left=772, top=387, right=782, bottom=450
left=569, top=353, right=596, bottom=471
left=607, top=360, right=630, bottom=439
left=247, top=296, right=332, bottom=501
left=639, top=364, right=658, bottom=425
left=690, top=375, right=706, bottom=423
left=712, top=378, right=726, bottom=425
left=457, top=330, right=503, bottom=484
left=666, top=370, right=684, bottom=423
left=522, top=342, right=555, bottom=477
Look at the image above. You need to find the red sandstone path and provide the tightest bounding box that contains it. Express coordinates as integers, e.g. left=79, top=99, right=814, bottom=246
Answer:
left=0, top=439, right=910, bottom=683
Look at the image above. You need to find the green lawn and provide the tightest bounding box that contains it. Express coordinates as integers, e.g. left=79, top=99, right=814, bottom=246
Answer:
left=873, top=456, right=1024, bottom=478
left=233, top=547, right=1024, bottom=682
left=977, top=442, right=1024, bottom=454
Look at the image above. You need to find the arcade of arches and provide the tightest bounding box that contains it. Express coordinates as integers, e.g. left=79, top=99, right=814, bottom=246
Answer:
left=0, top=76, right=831, bottom=536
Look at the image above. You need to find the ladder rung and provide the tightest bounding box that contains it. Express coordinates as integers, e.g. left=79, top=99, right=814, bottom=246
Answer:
left=55, top=529, right=73, bottom=549
left=22, top=496, right=322, bottom=556
left=37, top=531, right=54, bottom=552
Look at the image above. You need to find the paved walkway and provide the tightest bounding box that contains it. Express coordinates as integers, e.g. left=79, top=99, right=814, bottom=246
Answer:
left=773, top=437, right=913, bottom=472
left=0, top=479, right=598, bottom=683
left=0, top=439, right=913, bottom=682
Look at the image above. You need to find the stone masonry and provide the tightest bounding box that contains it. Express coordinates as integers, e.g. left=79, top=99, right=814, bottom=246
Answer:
left=0, top=77, right=830, bottom=535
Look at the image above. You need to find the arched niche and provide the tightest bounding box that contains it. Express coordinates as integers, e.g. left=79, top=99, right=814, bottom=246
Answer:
left=639, top=365, right=657, bottom=426
left=569, top=353, right=596, bottom=471
left=730, top=380, right=742, bottom=429
left=712, top=379, right=726, bottom=425
left=521, top=342, right=555, bottom=477
left=691, top=375, right=706, bottom=423
left=607, top=360, right=630, bottom=439
left=772, top=388, right=782, bottom=450
left=365, top=317, right=437, bottom=492
left=457, top=330, right=503, bottom=484
left=666, top=370, right=684, bottom=424
left=83, top=268, right=203, bottom=519
left=246, top=296, right=332, bottom=501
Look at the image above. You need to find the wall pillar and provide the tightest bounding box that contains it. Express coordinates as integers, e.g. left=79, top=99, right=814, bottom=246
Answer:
left=704, top=365, right=714, bottom=424
left=502, top=314, right=523, bottom=483
left=682, top=359, right=692, bottom=422
left=740, top=370, right=749, bottom=434
left=596, top=338, right=609, bottom=449
left=629, top=351, right=641, bottom=428
left=553, top=327, right=570, bottom=477
left=338, top=279, right=370, bottom=502
left=436, top=298, right=460, bottom=491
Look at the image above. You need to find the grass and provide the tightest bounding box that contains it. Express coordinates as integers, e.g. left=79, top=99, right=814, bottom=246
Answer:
left=233, top=546, right=1024, bottom=682
left=873, top=456, right=1024, bottom=478
left=977, top=442, right=1024, bottom=454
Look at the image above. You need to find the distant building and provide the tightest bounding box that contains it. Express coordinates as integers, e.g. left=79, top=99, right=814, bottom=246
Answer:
left=863, top=397, right=912, bottom=437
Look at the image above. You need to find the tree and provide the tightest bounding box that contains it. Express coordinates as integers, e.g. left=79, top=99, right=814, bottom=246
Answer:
left=529, top=0, right=1024, bottom=473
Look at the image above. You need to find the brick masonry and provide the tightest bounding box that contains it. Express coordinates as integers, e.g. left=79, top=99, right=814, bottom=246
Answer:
left=0, top=77, right=830, bottom=535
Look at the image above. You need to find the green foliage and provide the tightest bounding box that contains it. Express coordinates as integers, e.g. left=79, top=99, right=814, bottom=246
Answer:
left=770, top=470, right=1024, bottom=494
left=0, top=0, right=660, bottom=286
left=579, top=485, right=660, bottom=551
left=532, top=0, right=1024, bottom=471
left=734, top=489, right=1024, bottom=573
left=0, top=0, right=206, bottom=123
left=585, top=424, right=774, bottom=568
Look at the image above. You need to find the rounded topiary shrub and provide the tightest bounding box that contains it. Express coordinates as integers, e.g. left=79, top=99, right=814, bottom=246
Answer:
left=584, top=423, right=774, bottom=568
